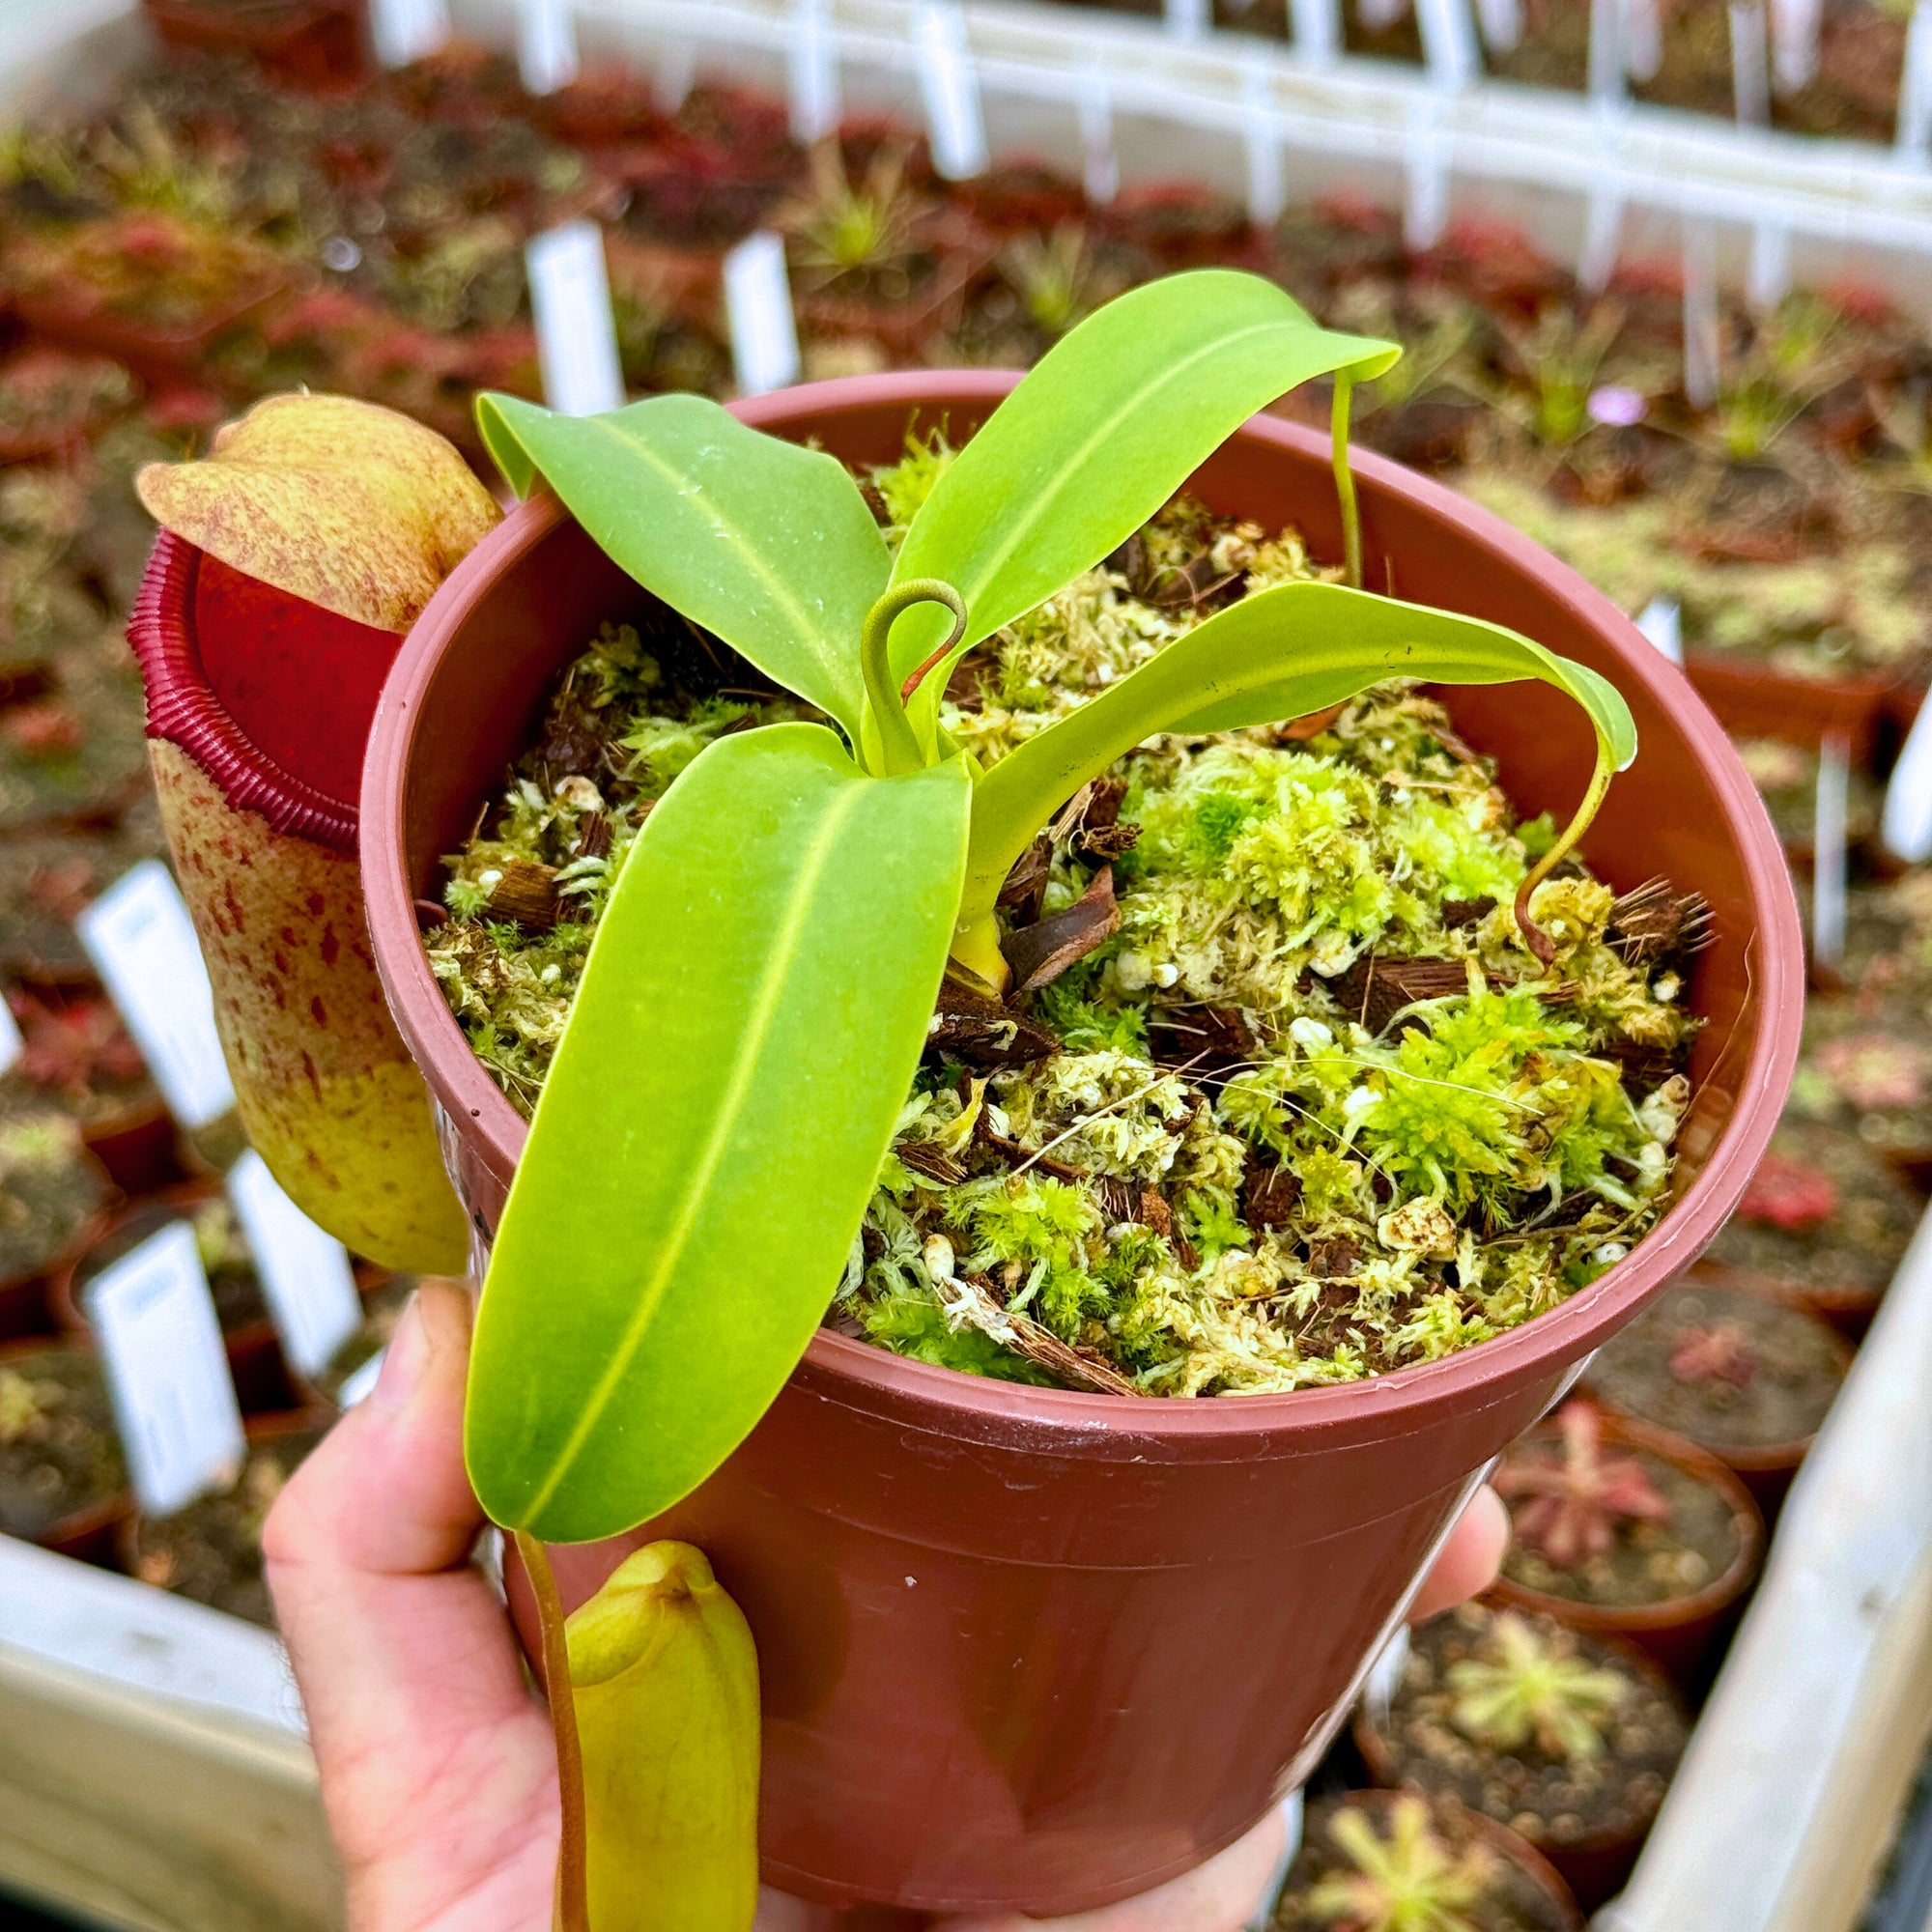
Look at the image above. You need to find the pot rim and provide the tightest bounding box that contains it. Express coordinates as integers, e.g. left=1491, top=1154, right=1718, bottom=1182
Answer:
left=362, top=368, right=1804, bottom=1452
left=1486, top=1403, right=1766, bottom=1636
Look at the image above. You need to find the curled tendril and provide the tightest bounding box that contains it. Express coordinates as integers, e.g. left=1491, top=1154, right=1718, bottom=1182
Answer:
left=861, top=578, right=968, bottom=775
left=1513, top=747, right=1614, bottom=972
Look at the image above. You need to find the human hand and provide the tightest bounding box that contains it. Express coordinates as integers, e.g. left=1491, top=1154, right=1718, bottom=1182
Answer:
left=266, top=1280, right=1508, bottom=1932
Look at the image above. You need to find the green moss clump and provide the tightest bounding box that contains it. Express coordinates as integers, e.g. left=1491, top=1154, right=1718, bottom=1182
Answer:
left=430, top=450, right=1701, bottom=1396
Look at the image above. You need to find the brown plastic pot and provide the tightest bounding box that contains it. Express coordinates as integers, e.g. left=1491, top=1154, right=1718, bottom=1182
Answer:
left=140, top=0, right=367, bottom=88
left=16, top=276, right=288, bottom=385
left=1351, top=1621, right=1682, bottom=1910
left=1690, top=1254, right=1883, bottom=1342
left=1487, top=1407, right=1766, bottom=1687
left=0, top=1336, right=132, bottom=1566
left=361, top=371, right=1804, bottom=1917
left=79, top=1095, right=183, bottom=1197
left=1682, top=650, right=1903, bottom=763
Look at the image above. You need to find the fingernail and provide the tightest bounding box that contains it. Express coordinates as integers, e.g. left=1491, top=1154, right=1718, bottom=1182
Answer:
left=369, top=1290, right=435, bottom=1413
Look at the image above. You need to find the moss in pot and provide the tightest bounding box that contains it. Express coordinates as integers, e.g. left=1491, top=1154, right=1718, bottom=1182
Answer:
left=1353, top=1604, right=1690, bottom=1909
left=1489, top=1398, right=1763, bottom=1683
left=0, top=1339, right=128, bottom=1555
left=157, top=269, right=1805, bottom=1920
left=429, top=505, right=1699, bottom=1399
left=1273, top=1788, right=1581, bottom=1932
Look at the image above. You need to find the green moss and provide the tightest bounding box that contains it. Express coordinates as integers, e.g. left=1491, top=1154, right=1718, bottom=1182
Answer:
left=430, top=462, right=1698, bottom=1397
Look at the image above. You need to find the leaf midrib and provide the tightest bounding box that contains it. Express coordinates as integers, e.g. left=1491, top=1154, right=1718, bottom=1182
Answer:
left=594, top=414, right=854, bottom=706
left=516, top=775, right=867, bottom=1525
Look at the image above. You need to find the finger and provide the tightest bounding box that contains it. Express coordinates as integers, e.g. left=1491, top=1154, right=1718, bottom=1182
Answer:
left=938, top=1810, right=1287, bottom=1932
left=1406, top=1484, right=1509, bottom=1624
left=264, top=1282, right=556, bottom=1916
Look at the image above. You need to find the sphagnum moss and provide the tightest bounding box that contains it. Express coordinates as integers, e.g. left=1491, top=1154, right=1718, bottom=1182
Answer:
left=428, top=439, right=1700, bottom=1396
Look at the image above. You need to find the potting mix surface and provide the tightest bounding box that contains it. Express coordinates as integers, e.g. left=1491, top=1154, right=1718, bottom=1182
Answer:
left=428, top=440, right=1704, bottom=1397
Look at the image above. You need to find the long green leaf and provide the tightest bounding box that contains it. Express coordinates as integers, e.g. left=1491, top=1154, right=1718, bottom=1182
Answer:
left=467, top=724, right=971, bottom=1543
left=955, top=581, right=1637, bottom=953
left=476, top=392, right=886, bottom=745
left=882, top=271, right=1399, bottom=748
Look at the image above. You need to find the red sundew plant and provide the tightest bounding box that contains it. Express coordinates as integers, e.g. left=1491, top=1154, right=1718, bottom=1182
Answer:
left=1738, top=1152, right=1838, bottom=1231
left=1669, top=1321, right=1758, bottom=1388
left=1494, top=1400, right=1672, bottom=1568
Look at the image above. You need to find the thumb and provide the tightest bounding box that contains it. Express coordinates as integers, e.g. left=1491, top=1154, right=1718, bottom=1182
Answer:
left=939, top=1811, right=1288, bottom=1932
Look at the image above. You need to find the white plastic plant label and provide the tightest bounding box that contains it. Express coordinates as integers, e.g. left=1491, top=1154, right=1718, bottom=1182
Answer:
left=1634, top=595, right=1683, bottom=664
left=1900, top=0, right=1932, bottom=158
left=1623, top=0, right=1663, bottom=80
left=1747, top=217, right=1793, bottom=310
left=517, top=0, right=580, bottom=98
left=788, top=0, right=840, bottom=142
left=77, top=861, right=235, bottom=1132
left=1588, top=0, right=1626, bottom=101
left=0, top=992, right=20, bottom=1081
left=1474, top=0, right=1521, bottom=53
left=1165, top=0, right=1211, bottom=38
left=369, top=0, right=451, bottom=71
left=724, top=231, right=802, bottom=399
left=1289, top=0, right=1342, bottom=66
left=1813, top=732, right=1850, bottom=967
left=1415, top=0, right=1481, bottom=92
left=1401, top=113, right=1450, bottom=250
left=1681, top=220, right=1720, bottom=411
left=87, top=1222, right=245, bottom=1517
left=1077, top=71, right=1119, bottom=208
left=526, top=221, right=626, bottom=419
left=1883, top=695, right=1932, bottom=865
left=228, top=1151, right=362, bottom=1381
left=1577, top=181, right=1625, bottom=292
left=1770, top=0, right=1821, bottom=91
left=1241, top=58, right=1288, bottom=228
left=653, top=39, right=698, bottom=114
left=914, top=1, right=989, bottom=182
left=1730, top=2, right=1771, bottom=123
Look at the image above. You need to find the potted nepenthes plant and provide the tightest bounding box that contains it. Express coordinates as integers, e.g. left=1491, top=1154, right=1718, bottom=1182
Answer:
left=130, top=270, right=1802, bottom=1922
left=1489, top=1397, right=1764, bottom=1683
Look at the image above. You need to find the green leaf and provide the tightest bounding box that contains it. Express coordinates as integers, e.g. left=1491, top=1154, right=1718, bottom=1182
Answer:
left=955, top=581, right=1637, bottom=952
left=467, top=724, right=971, bottom=1543
left=882, top=271, right=1399, bottom=746
left=476, top=392, right=886, bottom=746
